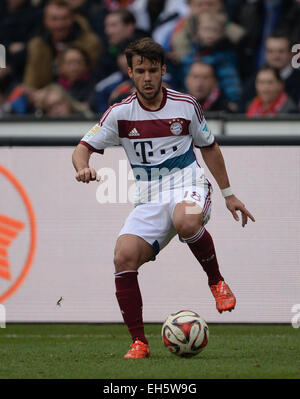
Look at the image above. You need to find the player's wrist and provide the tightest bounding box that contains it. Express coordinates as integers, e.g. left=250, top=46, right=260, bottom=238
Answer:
left=78, top=165, right=90, bottom=171
left=221, top=187, right=233, bottom=198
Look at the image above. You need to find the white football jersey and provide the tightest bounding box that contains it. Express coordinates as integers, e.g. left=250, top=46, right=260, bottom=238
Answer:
left=80, top=87, right=215, bottom=203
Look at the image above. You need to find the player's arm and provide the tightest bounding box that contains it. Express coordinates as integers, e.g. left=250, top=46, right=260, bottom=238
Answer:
left=73, top=108, right=119, bottom=183
left=200, top=142, right=255, bottom=227
left=72, top=143, right=100, bottom=183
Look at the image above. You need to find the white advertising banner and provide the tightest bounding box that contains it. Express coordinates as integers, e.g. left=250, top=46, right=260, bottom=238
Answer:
left=0, top=146, right=299, bottom=323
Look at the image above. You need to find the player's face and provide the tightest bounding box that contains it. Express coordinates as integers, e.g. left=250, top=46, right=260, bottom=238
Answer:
left=128, top=55, right=166, bottom=103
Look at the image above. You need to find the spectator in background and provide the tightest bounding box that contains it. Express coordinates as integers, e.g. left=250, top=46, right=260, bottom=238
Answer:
left=246, top=66, right=298, bottom=117
left=0, top=85, right=11, bottom=117
left=64, top=0, right=95, bottom=17
left=237, top=0, right=300, bottom=79
left=181, top=12, right=242, bottom=111
left=185, top=62, right=230, bottom=112
left=95, top=9, right=146, bottom=81
left=105, top=9, right=138, bottom=46
left=104, top=0, right=135, bottom=10
left=39, top=83, right=92, bottom=117
left=240, top=32, right=300, bottom=111
left=107, top=79, right=135, bottom=106
left=64, top=0, right=99, bottom=21
left=0, top=0, right=42, bottom=90
left=64, top=0, right=108, bottom=42
left=65, top=0, right=137, bottom=41
left=170, top=0, right=245, bottom=62
left=3, top=77, right=94, bottom=116
left=90, top=39, right=131, bottom=114
left=57, top=45, right=95, bottom=104
left=128, top=0, right=188, bottom=50
left=23, top=0, right=102, bottom=89
left=223, top=0, right=244, bottom=22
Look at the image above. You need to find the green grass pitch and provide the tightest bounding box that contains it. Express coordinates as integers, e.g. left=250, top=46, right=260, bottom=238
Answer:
left=0, top=323, right=299, bottom=379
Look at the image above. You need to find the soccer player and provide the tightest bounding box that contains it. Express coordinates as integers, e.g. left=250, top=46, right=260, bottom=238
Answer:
left=72, top=38, right=255, bottom=359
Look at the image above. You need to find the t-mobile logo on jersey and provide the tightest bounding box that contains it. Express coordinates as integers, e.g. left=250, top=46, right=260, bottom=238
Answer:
left=0, top=304, right=6, bottom=328
left=134, top=141, right=153, bottom=164
left=0, top=44, right=6, bottom=69
left=291, top=44, right=300, bottom=69
left=133, top=141, right=179, bottom=165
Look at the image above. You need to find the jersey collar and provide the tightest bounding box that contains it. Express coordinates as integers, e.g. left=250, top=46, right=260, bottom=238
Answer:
left=136, top=86, right=167, bottom=112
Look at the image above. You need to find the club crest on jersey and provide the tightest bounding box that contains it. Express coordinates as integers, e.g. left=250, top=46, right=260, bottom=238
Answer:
left=169, top=119, right=183, bottom=135
left=191, top=191, right=201, bottom=202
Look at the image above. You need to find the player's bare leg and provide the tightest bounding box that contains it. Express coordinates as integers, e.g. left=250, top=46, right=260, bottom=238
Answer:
left=173, top=201, right=236, bottom=313
left=114, top=234, right=154, bottom=358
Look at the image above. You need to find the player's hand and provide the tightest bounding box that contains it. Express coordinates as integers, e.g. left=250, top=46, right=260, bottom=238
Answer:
left=225, top=195, right=255, bottom=227
left=75, top=167, right=100, bottom=183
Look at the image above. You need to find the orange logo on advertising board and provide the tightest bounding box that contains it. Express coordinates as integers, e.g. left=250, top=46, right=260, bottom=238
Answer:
left=0, top=165, right=36, bottom=303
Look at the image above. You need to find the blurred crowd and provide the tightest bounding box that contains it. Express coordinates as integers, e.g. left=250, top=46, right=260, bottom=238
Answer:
left=0, top=0, right=300, bottom=119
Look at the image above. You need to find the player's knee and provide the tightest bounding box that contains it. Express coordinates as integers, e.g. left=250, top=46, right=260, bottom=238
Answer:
left=174, top=215, right=203, bottom=239
left=173, top=202, right=204, bottom=238
left=114, top=249, right=139, bottom=272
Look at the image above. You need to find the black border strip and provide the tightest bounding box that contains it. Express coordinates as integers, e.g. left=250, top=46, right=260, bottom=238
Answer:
left=1, top=135, right=300, bottom=146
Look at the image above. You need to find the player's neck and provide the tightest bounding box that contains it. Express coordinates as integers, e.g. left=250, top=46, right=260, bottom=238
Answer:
left=137, top=87, right=164, bottom=111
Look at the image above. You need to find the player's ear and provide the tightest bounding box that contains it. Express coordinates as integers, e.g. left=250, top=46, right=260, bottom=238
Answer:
left=128, top=67, right=133, bottom=78
left=161, top=64, right=167, bottom=76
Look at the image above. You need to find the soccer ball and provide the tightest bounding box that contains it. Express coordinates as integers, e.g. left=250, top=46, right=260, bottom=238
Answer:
left=161, top=310, right=209, bottom=357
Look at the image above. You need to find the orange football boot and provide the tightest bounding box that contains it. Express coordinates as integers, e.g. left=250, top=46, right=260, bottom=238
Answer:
left=124, top=340, right=151, bottom=359
left=210, top=281, right=236, bottom=313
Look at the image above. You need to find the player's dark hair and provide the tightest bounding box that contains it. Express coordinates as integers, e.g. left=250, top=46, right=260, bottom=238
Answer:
left=125, top=37, right=165, bottom=68
left=257, top=66, right=284, bottom=83
left=106, top=9, right=136, bottom=25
